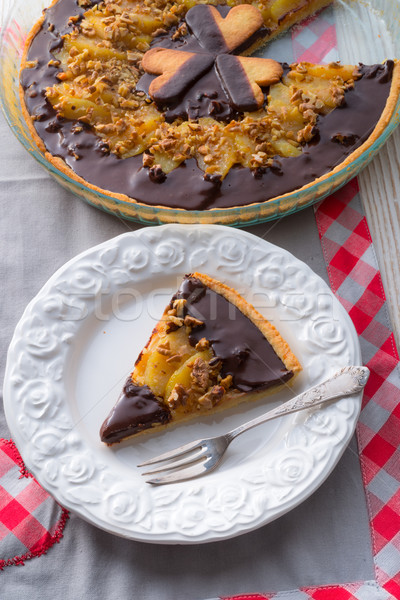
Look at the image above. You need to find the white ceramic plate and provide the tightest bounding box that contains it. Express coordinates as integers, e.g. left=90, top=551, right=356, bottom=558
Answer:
left=3, top=225, right=362, bottom=544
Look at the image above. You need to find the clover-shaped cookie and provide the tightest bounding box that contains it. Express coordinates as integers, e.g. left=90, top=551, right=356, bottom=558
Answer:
left=141, top=4, right=282, bottom=113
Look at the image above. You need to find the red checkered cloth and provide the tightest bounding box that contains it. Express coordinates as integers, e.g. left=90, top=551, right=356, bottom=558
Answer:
left=0, top=439, right=69, bottom=570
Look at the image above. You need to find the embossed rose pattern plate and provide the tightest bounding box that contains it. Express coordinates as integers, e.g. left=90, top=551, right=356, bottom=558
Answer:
left=3, top=225, right=362, bottom=543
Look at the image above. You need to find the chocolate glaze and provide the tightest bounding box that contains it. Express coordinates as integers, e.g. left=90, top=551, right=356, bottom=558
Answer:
left=215, top=54, right=259, bottom=112
left=185, top=4, right=231, bottom=55
left=100, top=377, right=171, bottom=444
left=150, top=52, right=215, bottom=106
left=138, top=64, right=240, bottom=122
left=21, top=0, right=395, bottom=211
left=172, top=276, right=293, bottom=392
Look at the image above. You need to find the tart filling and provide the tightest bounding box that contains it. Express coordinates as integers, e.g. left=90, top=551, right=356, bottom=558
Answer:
left=100, top=273, right=301, bottom=444
left=20, top=0, right=400, bottom=212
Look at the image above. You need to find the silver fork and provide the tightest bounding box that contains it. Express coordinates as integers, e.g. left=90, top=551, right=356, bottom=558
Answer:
left=138, top=365, right=369, bottom=485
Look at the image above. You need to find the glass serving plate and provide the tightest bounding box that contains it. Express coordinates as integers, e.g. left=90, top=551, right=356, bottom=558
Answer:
left=1, top=0, right=399, bottom=226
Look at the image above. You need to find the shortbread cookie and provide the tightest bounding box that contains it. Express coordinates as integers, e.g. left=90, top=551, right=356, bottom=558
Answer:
left=20, top=0, right=400, bottom=215
left=100, top=273, right=301, bottom=444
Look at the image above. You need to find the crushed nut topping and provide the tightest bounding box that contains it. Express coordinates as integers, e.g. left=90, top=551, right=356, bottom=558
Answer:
left=190, top=357, right=210, bottom=391
left=197, top=385, right=225, bottom=410
left=166, top=384, right=188, bottom=409
left=195, top=337, right=210, bottom=351
left=142, top=152, right=155, bottom=167
left=165, top=314, right=184, bottom=333
left=220, top=374, right=233, bottom=390
left=156, top=344, right=170, bottom=356
left=184, top=315, right=204, bottom=329
left=172, top=298, right=187, bottom=317
left=42, top=1, right=357, bottom=178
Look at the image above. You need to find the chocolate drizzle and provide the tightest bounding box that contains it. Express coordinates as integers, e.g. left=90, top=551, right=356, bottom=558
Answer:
left=185, top=4, right=231, bottom=55
left=215, top=54, right=259, bottom=112
left=100, top=378, right=171, bottom=444
left=147, top=52, right=215, bottom=107
left=172, top=276, right=293, bottom=392
left=20, top=0, right=396, bottom=211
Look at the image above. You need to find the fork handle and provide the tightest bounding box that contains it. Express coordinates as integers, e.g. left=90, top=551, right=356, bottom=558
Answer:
left=226, top=366, right=369, bottom=442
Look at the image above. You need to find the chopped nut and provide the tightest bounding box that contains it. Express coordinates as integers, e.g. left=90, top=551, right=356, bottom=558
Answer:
left=302, top=108, right=317, bottom=121
left=173, top=298, right=186, bottom=317
left=296, top=63, right=308, bottom=74
left=127, top=50, right=142, bottom=63
left=184, top=315, right=203, bottom=328
left=149, top=164, right=166, bottom=183
left=166, top=315, right=184, bottom=333
left=197, top=385, right=225, bottom=409
left=344, top=79, right=355, bottom=90
left=290, top=88, right=303, bottom=103
left=152, top=27, right=167, bottom=37
left=168, top=315, right=184, bottom=328
left=166, top=384, right=188, bottom=409
left=198, top=145, right=209, bottom=155
left=142, top=153, right=155, bottom=168
left=220, top=374, right=233, bottom=390
left=255, top=142, right=270, bottom=153
left=297, top=124, right=315, bottom=143
left=191, top=357, right=210, bottom=391
left=156, top=343, right=170, bottom=356
left=331, top=86, right=345, bottom=106
left=195, top=337, right=210, bottom=351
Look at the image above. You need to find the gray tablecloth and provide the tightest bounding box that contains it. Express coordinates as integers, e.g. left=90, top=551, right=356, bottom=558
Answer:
left=0, top=109, right=375, bottom=598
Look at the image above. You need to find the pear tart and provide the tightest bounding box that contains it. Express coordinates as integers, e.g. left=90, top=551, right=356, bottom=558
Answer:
left=20, top=0, right=400, bottom=213
left=100, top=273, right=301, bottom=444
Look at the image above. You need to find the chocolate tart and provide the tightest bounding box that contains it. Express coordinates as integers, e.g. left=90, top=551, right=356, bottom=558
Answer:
left=20, top=0, right=400, bottom=219
left=100, top=272, right=301, bottom=444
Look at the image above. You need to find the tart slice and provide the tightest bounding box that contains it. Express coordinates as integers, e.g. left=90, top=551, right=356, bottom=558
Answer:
left=100, top=273, right=301, bottom=444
